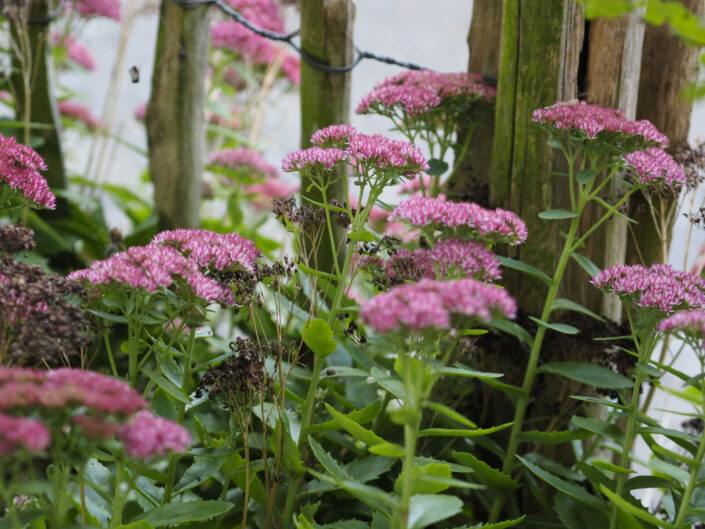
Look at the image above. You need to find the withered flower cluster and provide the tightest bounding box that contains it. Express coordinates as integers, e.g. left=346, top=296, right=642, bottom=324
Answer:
left=0, top=226, right=90, bottom=366
left=197, top=337, right=285, bottom=408
left=674, top=140, right=705, bottom=191
left=272, top=196, right=352, bottom=230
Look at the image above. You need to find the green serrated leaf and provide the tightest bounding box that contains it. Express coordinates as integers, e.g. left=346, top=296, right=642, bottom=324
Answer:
left=452, top=451, right=519, bottom=491
left=142, top=367, right=189, bottom=404
left=418, top=422, right=512, bottom=437
left=571, top=253, right=601, bottom=278
left=303, top=319, right=337, bottom=358
left=407, top=494, right=462, bottom=529
left=571, top=416, right=626, bottom=444
left=599, top=485, right=675, bottom=528
left=518, top=429, right=593, bottom=445
left=539, top=209, right=579, bottom=220
left=537, top=362, right=633, bottom=389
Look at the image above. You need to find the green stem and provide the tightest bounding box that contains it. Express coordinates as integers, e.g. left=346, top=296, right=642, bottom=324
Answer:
left=672, top=378, right=705, bottom=528
left=163, top=327, right=197, bottom=504
left=109, top=459, right=126, bottom=529
left=488, top=210, right=583, bottom=523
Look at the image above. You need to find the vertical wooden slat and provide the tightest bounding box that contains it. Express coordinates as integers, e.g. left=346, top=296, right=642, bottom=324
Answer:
left=299, top=0, right=354, bottom=275
left=147, top=0, right=210, bottom=230
left=628, top=0, right=705, bottom=267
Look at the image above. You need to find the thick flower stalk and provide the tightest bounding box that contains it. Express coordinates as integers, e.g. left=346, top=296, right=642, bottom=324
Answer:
left=360, top=278, right=515, bottom=529
left=490, top=101, right=676, bottom=523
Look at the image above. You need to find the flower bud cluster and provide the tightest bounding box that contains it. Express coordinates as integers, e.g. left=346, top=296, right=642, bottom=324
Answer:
left=0, top=367, right=189, bottom=459
left=0, top=134, right=55, bottom=210
left=360, top=278, right=516, bottom=334
left=390, top=196, right=528, bottom=246
left=591, top=264, right=705, bottom=313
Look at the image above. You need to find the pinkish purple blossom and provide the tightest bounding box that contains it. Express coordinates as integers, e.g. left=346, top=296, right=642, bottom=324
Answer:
left=72, top=0, right=121, bottom=20
left=623, top=147, right=685, bottom=189
left=119, top=410, right=190, bottom=458
left=347, top=133, right=429, bottom=176
left=208, top=148, right=279, bottom=179
left=151, top=229, right=261, bottom=274
left=52, top=33, right=95, bottom=70
left=58, top=100, right=98, bottom=130
left=281, top=147, right=347, bottom=172
left=532, top=101, right=668, bottom=147
left=356, top=70, right=496, bottom=116
left=657, top=309, right=705, bottom=345
left=360, top=278, right=516, bottom=334
left=134, top=102, right=147, bottom=122
left=281, top=54, right=300, bottom=84
left=0, top=413, right=50, bottom=456
left=0, top=134, right=55, bottom=209
left=391, top=197, right=528, bottom=246
left=68, top=245, right=235, bottom=306
left=310, top=124, right=357, bottom=148
left=592, top=264, right=705, bottom=313
left=362, top=238, right=501, bottom=286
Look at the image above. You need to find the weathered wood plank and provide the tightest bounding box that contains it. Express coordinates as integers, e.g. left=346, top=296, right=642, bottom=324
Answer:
left=147, top=1, right=210, bottom=230
left=299, top=0, right=354, bottom=274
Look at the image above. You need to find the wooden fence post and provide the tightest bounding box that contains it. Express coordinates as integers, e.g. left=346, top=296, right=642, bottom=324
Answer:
left=628, top=0, right=705, bottom=267
left=8, top=0, right=68, bottom=218
left=147, top=0, right=210, bottom=230
left=299, top=0, right=355, bottom=275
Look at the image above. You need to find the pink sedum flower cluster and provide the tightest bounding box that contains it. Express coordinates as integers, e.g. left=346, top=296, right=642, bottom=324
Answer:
left=0, top=413, right=50, bottom=456
left=532, top=101, right=668, bottom=147
left=284, top=126, right=428, bottom=178
left=0, top=367, right=189, bottom=458
left=72, top=0, right=121, bottom=20
left=119, top=410, right=190, bottom=458
left=151, top=229, right=261, bottom=274
left=208, top=148, right=279, bottom=179
left=68, top=245, right=236, bottom=306
left=623, top=147, right=685, bottom=189
left=363, top=238, right=501, bottom=284
left=211, top=0, right=299, bottom=83
left=591, top=264, right=705, bottom=313
left=356, top=70, right=496, bottom=117
left=391, top=196, right=527, bottom=246
left=52, top=33, right=96, bottom=70
left=360, top=278, right=516, bottom=334
left=0, top=134, right=55, bottom=209
left=658, top=309, right=705, bottom=338
left=58, top=100, right=99, bottom=130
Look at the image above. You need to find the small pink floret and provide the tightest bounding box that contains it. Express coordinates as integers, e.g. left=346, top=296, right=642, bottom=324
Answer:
left=119, top=410, right=190, bottom=459
left=0, top=134, right=55, bottom=209
left=0, top=413, right=50, bottom=456
left=623, top=147, right=685, bottom=189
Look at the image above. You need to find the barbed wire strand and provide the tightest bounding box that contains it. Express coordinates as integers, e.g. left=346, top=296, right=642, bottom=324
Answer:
left=25, top=0, right=498, bottom=86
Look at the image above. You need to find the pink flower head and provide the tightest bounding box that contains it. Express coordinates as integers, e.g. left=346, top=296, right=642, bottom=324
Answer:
left=58, top=100, right=98, bottom=130
left=532, top=101, right=668, bottom=147
left=208, top=148, right=279, bottom=180
left=52, top=33, right=95, bottom=70
left=68, top=245, right=235, bottom=305
left=0, top=134, right=55, bottom=209
left=245, top=179, right=299, bottom=209
left=211, top=0, right=284, bottom=65
left=0, top=413, right=50, bottom=456
left=347, top=133, right=429, bottom=176
left=356, top=70, right=496, bottom=116
left=43, top=369, right=147, bottom=417
left=360, top=278, right=516, bottom=334
left=281, top=147, right=347, bottom=172
left=281, top=54, right=300, bottom=84
left=592, top=264, right=705, bottom=313
left=623, top=147, right=685, bottom=190
left=391, top=197, right=528, bottom=246
left=72, top=0, right=121, bottom=20
left=657, top=309, right=705, bottom=347
left=310, top=124, right=357, bottom=149
left=119, top=410, right=190, bottom=458
left=150, top=229, right=261, bottom=274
